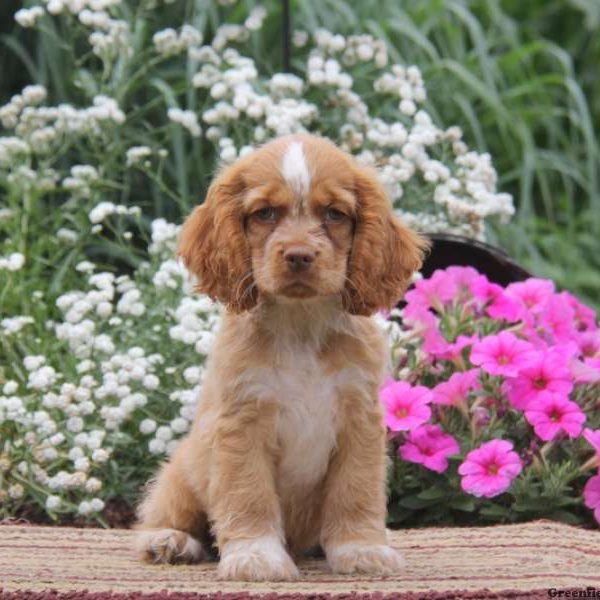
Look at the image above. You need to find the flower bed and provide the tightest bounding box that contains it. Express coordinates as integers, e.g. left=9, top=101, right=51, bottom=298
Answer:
left=0, top=1, right=598, bottom=528
left=381, top=266, right=600, bottom=527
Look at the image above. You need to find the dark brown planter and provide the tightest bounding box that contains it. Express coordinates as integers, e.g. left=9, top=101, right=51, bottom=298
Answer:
left=421, top=233, right=531, bottom=286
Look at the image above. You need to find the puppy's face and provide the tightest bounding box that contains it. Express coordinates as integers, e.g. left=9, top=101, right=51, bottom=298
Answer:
left=179, top=134, right=428, bottom=315
left=243, top=141, right=355, bottom=301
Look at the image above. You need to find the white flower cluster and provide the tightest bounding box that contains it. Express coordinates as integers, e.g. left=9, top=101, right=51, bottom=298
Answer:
left=167, top=108, right=202, bottom=137
left=168, top=296, right=219, bottom=354
left=125, top=146, right=152, bottom=167
left=0, top=137, right=31, bottom=167
left=0, top=252, right=25, bottom=271
left=305, top=32, right=512, bottom=236
left=0, top=218, right=222, bottom=517
left=2, top=316, right=35, bottom=335
left=157, top=19, right=512, bottom=236
left=0, top=94, right=126, bottom=169
left=149, top=218, right=180, bottom=255
left=42, top=0, right=122, bottom=16
left=193, top=48, right=318, bottom=138
left=79, top=8, right=130, bottom=60
left=62, top=164, right=99, bottom=197
left=210, top=6, right=266, bottom=50
left=88, top=201, right=141, bottom=224
left=14, top=6, right=45, bottom=27
left=6, top=2, right=513, bottom=240
left=0, top=85, right=47, bottom=129
left=153, top=25, right=203, bottom=56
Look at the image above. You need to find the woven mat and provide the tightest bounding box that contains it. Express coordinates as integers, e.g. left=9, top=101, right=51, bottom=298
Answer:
left=1, top=520, right=599, bottom=599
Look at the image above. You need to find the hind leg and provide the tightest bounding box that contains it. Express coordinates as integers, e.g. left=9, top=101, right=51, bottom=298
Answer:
left=135, top=440, right=208, bottom=564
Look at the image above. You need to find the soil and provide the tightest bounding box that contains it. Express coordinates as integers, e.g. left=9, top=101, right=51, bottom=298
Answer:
left=2, top=499, right=136, bottom=529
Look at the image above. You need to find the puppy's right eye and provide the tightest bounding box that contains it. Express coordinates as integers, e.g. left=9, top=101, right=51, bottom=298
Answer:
left=252, top=207, right=277, bottom=223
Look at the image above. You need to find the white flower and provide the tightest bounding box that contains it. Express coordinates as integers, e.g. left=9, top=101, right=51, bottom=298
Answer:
left=78, top=500, right=92, bottom=515
left=3, top=381, right=19, bottom=394
left=183, top=366, right=202, bottom=384
left=15, top=7, right=46, bottom=27
left=28, top=366, right=57, bottom=391
left=57, top=228, right=78, bottom=243
left=2, top=316, right=35, bottom=335
left=90, top=497, right=105, bottom=512
left=148, top=438, right=166, bottom=454
left=126, top=145, right=153, bottom=166
left=399, top=99, right=417, bottom=116
left=46, top=495, right=61, bottom=511
left=0, top=252, right=25, bottom=271
left=155, top=425, right=173, bottom=441
left=69, top=446, right=85, bottom=461
left=85, top=478, right=102, bottom=493
left=143, top=374, right=159, bottom=390
left=96, top=301, right=113, bottom=318
left=74, top=457, right=90, bottom=472
left=140, top=418, right=157, bottom=434
left=49, top=432, right=65, bottom=446
left=76, top=261, right=96, bottom=273
left=92, top=448, right=109, bottom=463
left=8, top=484, right=24, bottom=499
left=170, top=417, right=189, bottom=434
left=67, top=416, right=84, bottom=433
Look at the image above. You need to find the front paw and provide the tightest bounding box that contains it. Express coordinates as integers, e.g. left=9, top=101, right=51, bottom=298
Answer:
left=218, top=535, right=299, bottom=581
left=327, top=543, right=404, bottom=575
left=135, top=528, right=206, bottom=564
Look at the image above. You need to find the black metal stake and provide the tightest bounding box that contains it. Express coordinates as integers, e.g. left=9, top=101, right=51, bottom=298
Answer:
left=282, top=0, right=291, bottom=72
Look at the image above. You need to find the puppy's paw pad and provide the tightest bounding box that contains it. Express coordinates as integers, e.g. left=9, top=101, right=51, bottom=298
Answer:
left=135, top=528, right=205, bottom=565
left=327, top=543, right=404, bottom=575
left=218, top=537, right=299, bottom=581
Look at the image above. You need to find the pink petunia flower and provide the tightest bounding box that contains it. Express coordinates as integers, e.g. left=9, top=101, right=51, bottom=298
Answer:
left=472, top=279, right=522, bottom=322
left=404, top=270, right=458, bottom=311
left=380, top=380, right=432, bottom=432
left=561, top=291, right=598, bottom=333
left=505, top=278, right=555, bottom=314
left=583, top=428, right=600, bottom=460
left=432, top=369, right=481, bottom=408
left=570, top=357, right=600, bottom=384
left=583, top=475, right=600, bottom=525
left=399, top=425, right=460, bottom=473
left=444, top=266, right=483, bottom=298
left=576, top=330, right=600, bottom=359
left=538, top=294, right=576, bottom=345
left=504, top=348, right=574, bottom=410
left=458, top=439, right=522, bottom=498
left=524, top=392, right=586, bottom=441
left=470, top=331, right=536, bottom=377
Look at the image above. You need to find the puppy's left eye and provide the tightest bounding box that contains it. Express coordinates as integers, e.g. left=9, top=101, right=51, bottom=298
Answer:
left=325, top=207, right=347, bottom=223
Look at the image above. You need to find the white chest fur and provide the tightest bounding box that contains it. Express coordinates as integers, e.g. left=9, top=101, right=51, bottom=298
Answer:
left=277, top=357, right=339, bottom=490
left=251, top=348, right=341, bottom=491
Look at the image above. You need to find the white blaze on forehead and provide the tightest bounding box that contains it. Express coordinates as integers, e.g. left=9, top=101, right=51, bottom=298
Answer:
left=281, top=141, right=311, bottom=199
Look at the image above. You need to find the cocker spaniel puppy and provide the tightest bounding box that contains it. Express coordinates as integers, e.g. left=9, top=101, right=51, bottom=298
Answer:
left=135, top=133, right=428, bottom=581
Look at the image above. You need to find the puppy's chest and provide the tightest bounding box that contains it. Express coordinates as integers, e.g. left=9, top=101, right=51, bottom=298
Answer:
left=268, top=355, right=341, bottom=489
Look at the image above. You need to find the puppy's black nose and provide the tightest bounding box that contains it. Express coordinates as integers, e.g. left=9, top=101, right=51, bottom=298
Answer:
left=284, top=247, right=315, bottom=272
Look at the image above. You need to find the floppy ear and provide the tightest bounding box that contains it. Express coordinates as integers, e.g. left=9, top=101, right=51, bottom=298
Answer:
left=178, top=167, right=257, bottom=312
left=344, top=166, right=430, bottom=316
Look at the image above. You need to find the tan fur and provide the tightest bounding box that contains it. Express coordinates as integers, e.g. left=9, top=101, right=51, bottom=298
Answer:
left=135, top=134, right=428, bottom=581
